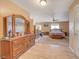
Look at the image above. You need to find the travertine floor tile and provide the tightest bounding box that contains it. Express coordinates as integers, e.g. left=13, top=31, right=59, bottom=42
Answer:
left=18, top=36, right=78, bottom=59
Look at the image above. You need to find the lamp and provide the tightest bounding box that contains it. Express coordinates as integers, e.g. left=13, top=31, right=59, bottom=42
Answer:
left=40, top=0, right=47, bottom=6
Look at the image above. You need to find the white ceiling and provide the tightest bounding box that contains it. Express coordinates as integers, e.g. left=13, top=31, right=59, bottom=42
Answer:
left=11, top=0, right=74, bottom=23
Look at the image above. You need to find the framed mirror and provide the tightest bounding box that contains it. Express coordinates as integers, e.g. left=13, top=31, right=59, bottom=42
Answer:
left=3, top=15, right=30, bottom=37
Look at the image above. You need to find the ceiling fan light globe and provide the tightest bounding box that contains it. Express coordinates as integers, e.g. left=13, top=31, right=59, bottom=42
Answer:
left=40, top=0, right=47, bottom=6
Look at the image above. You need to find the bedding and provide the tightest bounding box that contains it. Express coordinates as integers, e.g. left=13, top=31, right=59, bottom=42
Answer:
left=49, top=29, right=65, bottom=39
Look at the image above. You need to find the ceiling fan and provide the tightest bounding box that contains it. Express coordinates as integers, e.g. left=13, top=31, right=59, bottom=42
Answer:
left=52, top=16, right=56, bottom=22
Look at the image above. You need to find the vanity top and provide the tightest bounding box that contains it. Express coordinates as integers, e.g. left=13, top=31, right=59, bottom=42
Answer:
left=1, top=34, right=34, bottom=41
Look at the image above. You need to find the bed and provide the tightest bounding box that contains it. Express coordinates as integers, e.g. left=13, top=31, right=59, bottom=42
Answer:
left=49, top=29, right=65, bottom=39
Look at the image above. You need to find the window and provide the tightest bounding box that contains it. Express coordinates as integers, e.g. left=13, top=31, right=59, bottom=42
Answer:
left=51, top=24, right=60, bottom=29
left=36, top=25, right=41, bottom=31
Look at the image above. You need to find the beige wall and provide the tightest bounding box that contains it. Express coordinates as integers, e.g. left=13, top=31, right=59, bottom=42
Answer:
left=0, top=41, right=1, bottom=59
left=0, top=16, right=3, bottom=37
left=0, top=0, right=34, bottom=37
left=59, top=22, right=69, bottom=32
left=38, top=22, right=69, bottom=33
left=41, top=23, right=51, bottom=32
left=0, top=0, right=29, bottom=18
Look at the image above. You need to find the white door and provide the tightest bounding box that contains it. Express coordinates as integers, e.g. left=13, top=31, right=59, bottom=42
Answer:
left=75, top=14, right=79, bottom=57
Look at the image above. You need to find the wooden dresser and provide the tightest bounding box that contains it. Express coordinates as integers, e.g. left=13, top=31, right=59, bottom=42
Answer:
left=1, top=34, right=35, bottom=59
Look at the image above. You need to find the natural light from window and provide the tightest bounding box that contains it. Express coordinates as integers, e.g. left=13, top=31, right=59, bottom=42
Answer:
left=51, top=24, right=60, bottom=29
left=36, top=25, right=41, bottom=30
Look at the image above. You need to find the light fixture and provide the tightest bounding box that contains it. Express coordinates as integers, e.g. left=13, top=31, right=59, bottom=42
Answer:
left=40, top=0, right=47, bottom=6
left=52, top=15, right=56, bottom=22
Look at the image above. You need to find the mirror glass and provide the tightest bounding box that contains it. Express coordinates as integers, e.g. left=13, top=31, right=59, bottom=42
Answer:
left=15, top=18, right=25, bottom=35
left=7, top=16, right=12, bottom=36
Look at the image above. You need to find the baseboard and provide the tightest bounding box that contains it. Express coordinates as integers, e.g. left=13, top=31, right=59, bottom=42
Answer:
left=69, top=47, right=74, bottom=53
left=69, top=47, right=79, bottom=59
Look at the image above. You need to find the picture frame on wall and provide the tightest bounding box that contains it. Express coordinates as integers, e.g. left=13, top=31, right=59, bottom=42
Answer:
left=44, top=24, right=48, bottom=27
